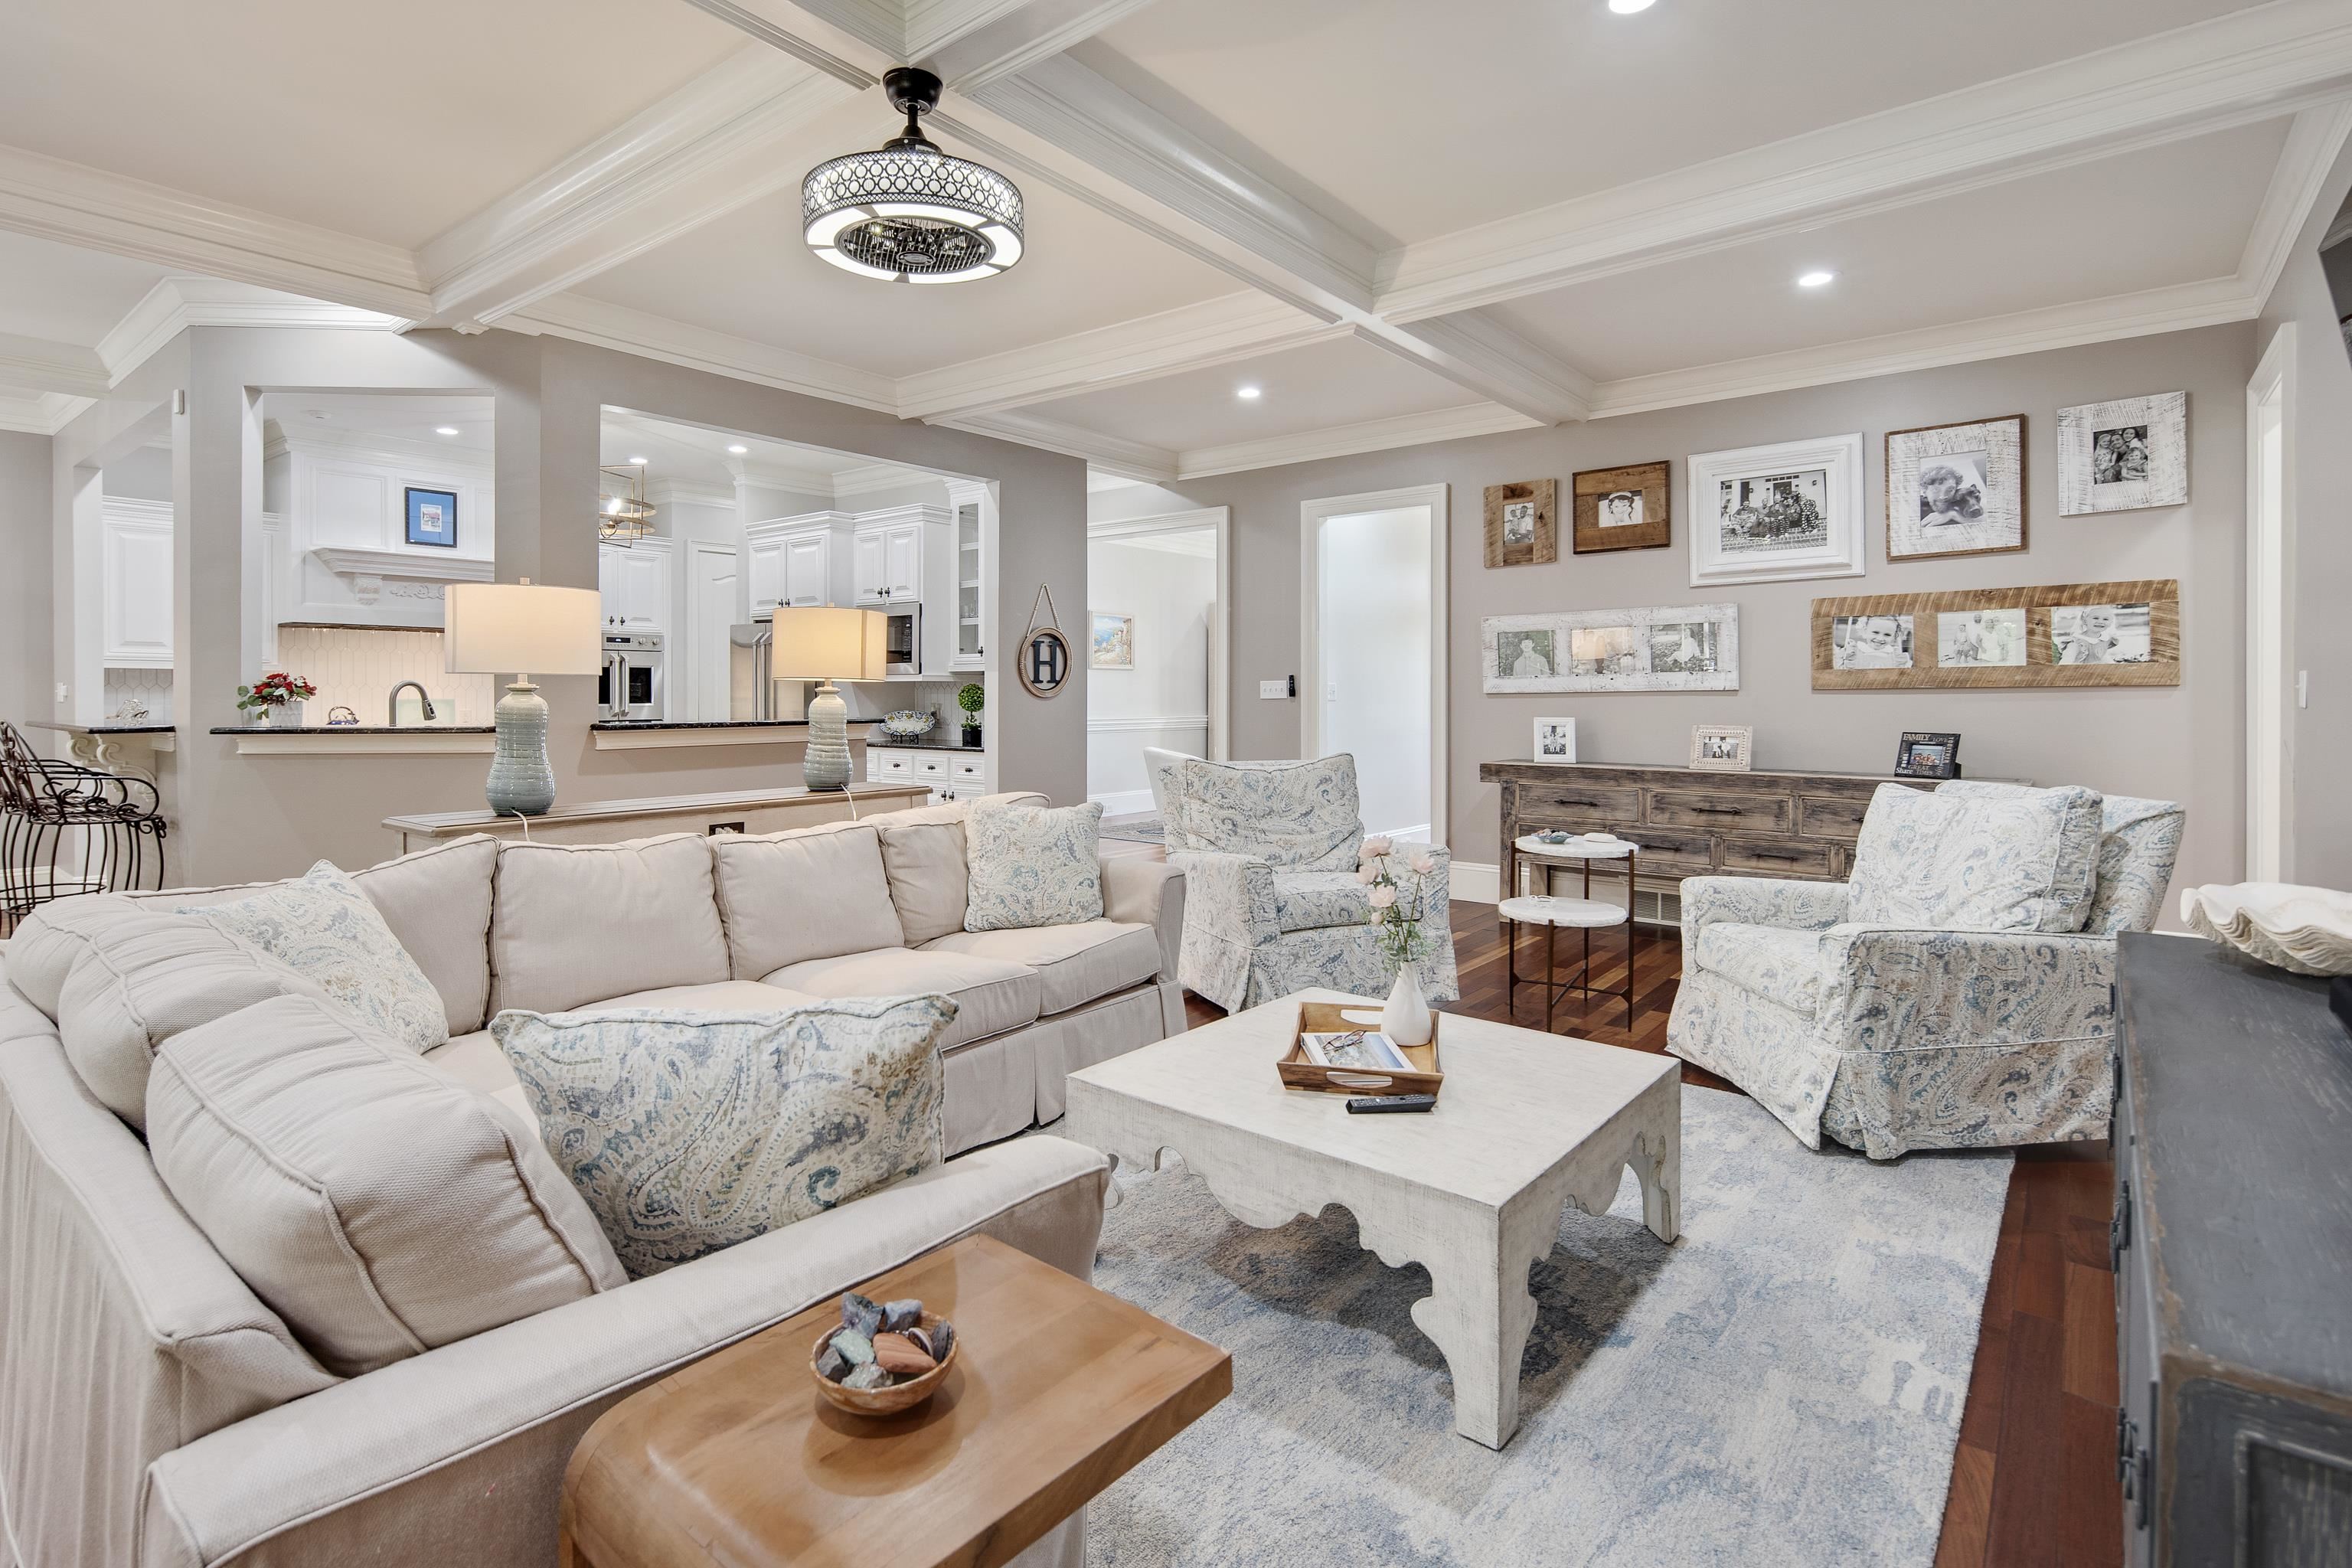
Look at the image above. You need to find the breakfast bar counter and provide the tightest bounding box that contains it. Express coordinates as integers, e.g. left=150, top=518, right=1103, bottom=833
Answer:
left=383, top=782, right=933, bottom=852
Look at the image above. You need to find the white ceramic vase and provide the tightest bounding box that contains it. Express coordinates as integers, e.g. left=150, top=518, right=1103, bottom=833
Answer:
left=1382, top=963, right=1434, bottom=1047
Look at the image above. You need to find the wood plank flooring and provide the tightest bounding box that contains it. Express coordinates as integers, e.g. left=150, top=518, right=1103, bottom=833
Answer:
left=1134, top=858, right=2124, bottom=1566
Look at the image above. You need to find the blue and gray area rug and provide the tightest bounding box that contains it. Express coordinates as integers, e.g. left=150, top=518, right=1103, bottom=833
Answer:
left=1081, top=1084, right=2011, bottom=1566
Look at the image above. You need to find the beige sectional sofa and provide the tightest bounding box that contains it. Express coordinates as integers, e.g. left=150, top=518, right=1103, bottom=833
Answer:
left=0, top=791, right=1184, bottom=1567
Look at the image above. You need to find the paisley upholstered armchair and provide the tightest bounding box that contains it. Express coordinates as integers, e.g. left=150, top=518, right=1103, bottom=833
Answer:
left=1166, top=755, right=1462, bottom=1013
left=1667, top=779, right=2184, bottom=1160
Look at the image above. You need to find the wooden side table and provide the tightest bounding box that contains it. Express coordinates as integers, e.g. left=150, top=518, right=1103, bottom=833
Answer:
left=559, top=1233, right=1230, bottom=1568
left=1501, top=835, right=1639, bottom=1031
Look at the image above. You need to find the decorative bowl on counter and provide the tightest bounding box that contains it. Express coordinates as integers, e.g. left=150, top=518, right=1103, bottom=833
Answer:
left=879, top=710, right=938, bottom=738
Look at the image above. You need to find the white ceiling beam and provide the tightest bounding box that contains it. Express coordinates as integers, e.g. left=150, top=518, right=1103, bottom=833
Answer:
left=671, top=0, right=881, bottom=84
left=1173, top=402, right=1538, bottom=482
left=0, top=144, right=428, bottom=321
left=509, top=291, right=899, bottom=413
left=1351, top=313, right=1592, bottom=425
left=0, top=389, right=94, bottom=436
left=934, top=407, right=1178, bottom=482
left=2240, top=101, right=2352, bottom=309
left=0, top=332, right=109, bottom=398
left=1376, top=0, right=2352, bottom=323
left=916, top=0, right=1161, bottom=92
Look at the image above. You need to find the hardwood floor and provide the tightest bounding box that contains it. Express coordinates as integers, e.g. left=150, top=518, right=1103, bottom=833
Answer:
left=1138, top=859, right=2125, bottom=1566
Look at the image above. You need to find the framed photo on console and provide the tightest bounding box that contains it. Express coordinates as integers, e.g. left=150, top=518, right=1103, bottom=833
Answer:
left=1688, top=724, right=1752, bottom=772
left=2057, top=392, right=2186, bottom=514
left=1687, top=433, right=1865, bottom=586
left=1483, top=479, right=1557, bottom=568
left=1572, top=461, right=1670, bottom=554
left=1885, top=415, right=2024, bottom=561
left=1893, top=731, right=1962, bottom=779
left=1532, top=717, right=1577, bottom=763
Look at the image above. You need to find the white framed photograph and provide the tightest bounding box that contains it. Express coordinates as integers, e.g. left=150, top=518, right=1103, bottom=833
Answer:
left=1532, top=717, right=1577, bottom=763
left=1886, top=415, right=2025, bottom=560
left=1688, top=433, right=1866, bottom=586
left=1688, top=724, right=1753, bottom=772
left=2057, top=392, right=2186, bottom=514
left=1483, top=603, right=1739, bottom=693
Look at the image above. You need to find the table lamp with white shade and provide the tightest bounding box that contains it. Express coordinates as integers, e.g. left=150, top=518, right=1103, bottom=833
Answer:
left=771, top=607, right=887, bottom=791
left=444, top=579, right=603, bottom=816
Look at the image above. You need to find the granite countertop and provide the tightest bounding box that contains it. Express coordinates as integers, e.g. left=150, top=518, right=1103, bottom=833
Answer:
left=208, top=724, right=497, bottom=734
left=869, top=731, right=987, bottom=753
left=27, top=721, right=175, bottom=735
left=590, top=719, right=812, bottom=731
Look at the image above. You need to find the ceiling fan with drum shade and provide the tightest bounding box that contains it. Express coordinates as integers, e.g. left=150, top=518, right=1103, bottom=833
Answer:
left=802, top=67, right=1024, bottom=284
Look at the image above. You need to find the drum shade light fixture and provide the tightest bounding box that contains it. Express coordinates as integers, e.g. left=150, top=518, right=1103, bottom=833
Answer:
left=802, top=67, right=1024, bottom=284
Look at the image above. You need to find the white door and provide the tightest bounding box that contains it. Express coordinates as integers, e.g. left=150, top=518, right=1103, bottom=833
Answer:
left=853, top=530, right=889, bottom=603
left=884, top=524, right=922, bottom=602
left=1306, top=498, right=1441, bottom=844
left=686, top=544, right=737, bottom=721
left=783, top=534, right=828, bottom=607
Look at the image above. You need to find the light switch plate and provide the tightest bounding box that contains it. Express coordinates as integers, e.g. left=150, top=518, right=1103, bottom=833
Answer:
left=1259, top=679, right=1291, bottom=700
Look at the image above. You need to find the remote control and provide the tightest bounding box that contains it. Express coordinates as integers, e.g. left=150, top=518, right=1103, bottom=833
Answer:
left=1347, top=1094, right=1437, bottom=1114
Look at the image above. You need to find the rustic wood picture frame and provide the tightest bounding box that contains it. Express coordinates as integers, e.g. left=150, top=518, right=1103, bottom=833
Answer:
left=1811, top=579, right=2180, bottom=690
left=1884, top=414, right=2026, bottom=563
left=1483, top=479, right=1557, bottom=568
left=1572, top=461, right=1671, bottom=554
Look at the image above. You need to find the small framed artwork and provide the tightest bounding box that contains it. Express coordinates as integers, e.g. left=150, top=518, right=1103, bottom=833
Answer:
left=1688, top=433, right=1865, bottom=586
left=1572, top=461, right=1670, bottom=554
left=1532, top=717, right=1577, bottom=763
left=1893, top=731, right=1962, bottom=780
left=1089, top=612, right=1134, bottom=669
left=1688, top=724, right=1752, bottom=772
left=2057, top=392, right=2187, bottom=514
left=1886, top=415, right=2025, bottom=561
left=404, top=487, right=458, bottom=548
left=1483, top=480, right=1557, bottom=568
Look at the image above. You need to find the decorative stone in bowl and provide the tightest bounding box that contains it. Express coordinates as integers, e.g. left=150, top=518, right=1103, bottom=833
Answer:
left=811, top=1292, right=959, bottom=1416
left=879, top=709, right=938, bottom=739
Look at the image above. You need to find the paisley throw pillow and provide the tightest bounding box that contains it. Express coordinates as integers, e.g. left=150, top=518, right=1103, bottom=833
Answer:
left=185, top=862, right=448, bottom=1054
left=962, top=798, right=1104, bottom=931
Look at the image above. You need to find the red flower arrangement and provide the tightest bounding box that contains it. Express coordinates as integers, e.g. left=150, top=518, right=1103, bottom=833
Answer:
left=235, top=671, right=318, bottom=715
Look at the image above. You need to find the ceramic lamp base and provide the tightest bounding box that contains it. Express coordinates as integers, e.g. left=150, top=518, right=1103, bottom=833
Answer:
left=486, top=681, right=556, bottom=817
left=804, top=680, right=851, bottom=792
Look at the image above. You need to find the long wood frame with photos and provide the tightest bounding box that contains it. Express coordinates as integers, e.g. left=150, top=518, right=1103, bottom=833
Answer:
left=1482, top=603, right=1740, bottom=694
left=1884, top=414, right=2026, bottom=562
left=1572, top=461, right=1671, bottom=554
left=1811, top=579, right=2180, bottom=690
left=1483, top=479, right=1557, bottom=567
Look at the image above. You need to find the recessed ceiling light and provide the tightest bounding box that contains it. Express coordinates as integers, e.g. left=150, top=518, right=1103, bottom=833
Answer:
left=1236, top=386, right=1263, bottom=400
left=1797, top=270, right=1836, bottom=289
left=727, top=443, right=749, bottom=455
left=434, top=426, right=460, bottom=436
left=628, top=456, right=648, bottom=466
left=1608, top=0, right=1656, bottom=12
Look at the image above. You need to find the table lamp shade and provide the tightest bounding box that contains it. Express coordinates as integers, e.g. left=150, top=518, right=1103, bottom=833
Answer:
left=770, top=607, right=890, bottom=681
left=444, top=583, right=603, bottom=677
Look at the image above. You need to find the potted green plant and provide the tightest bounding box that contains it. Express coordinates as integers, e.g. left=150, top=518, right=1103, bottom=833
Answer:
left=956, top=682, right=984, bottom=743
left=236, top=671, right=318, bottom=727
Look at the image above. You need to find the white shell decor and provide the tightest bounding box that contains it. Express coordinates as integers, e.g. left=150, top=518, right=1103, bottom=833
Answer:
left=2180, top=883, right=2352, bottom=976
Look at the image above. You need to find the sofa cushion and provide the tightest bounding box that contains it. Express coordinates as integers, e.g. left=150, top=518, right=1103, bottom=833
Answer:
left=183, top=863, right=449, bottom=1055
left=875, top=808, right=972, bottom=946
left=588, top=979, right=822, bottom=1012
left=491, top=996, right=956, bottom=1277
left=963, top=798, right=1105, bottom=932
left=350, top=835, right=498, bottom=1034
left=712, top=823, right=904, bottom=978
left=147, top=994, right=625, bottom=1378
left=1694, top=923, right=1824, bottom=1014
left=2, top=892, right=143, bottom=1020
left=1849, top=782, right=2104, bottom=933
left=1269, top=870, right=1373, bottom=933
left=1936, top=780, right=2184, bottom=936
left=924, top=920, right=1161, bottom=1015
left=1173, top=755, right=1363, bottom=871
left=761, top=948, right=1039, bottom=1049
left=490, top=834, right=727, bottom=1014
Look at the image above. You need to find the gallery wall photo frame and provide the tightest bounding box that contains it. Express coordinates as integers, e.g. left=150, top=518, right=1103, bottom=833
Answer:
left=1483, top=479, right=1557, bottom=567
left=1688, top=724, right=1753, bottom=772
left=1532, top=717, right=1578, bottom=763
left=1885, top=414, right=2025, bottom=562
left=1810, top=579, right=2180, bottom=691
left=1572, top=461, right=1670, bottom=554
left=404, top=487, right=459, bottom=548
left=1482, top=602, right=1740, bottom=694
left=1687, top=433, right=1865, bottom=587
left=2056, top=391, right=2187, bottom=515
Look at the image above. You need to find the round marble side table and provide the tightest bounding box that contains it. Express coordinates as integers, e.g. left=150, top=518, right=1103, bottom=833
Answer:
left=1501, top=835, right=1640, bottom=1032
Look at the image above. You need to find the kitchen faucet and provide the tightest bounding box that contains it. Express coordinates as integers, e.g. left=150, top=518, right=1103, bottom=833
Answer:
left=387, top=681, right=437, bottom=725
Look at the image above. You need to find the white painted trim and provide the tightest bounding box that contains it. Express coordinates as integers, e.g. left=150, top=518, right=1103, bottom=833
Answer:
left=263, top=424, right=498, bottom=475
left=2242, top=103, right=2352, bottom=312
left=1088, top=786, right=1158, bottom=815
left=1086, top=503, right=1229, bottom=759
left=511, top=292, right=898, bottom=413
left=1298, top=482, right=1449, bottom=853
left=309, top=547, right=496, bottom=583
left=2246, top=322, right=2298, bottom=881
left=1449, top=860, right=1501, bottom=906
left=98, top=278, right=403, bottom=387
left=919, top=0, right=1162, bottom=92
left=939, top=410, right=1180, bottom=482
left=0, top=332, right=108, bottom=397
left=0, top=390, right=93, bottom=436
left=1179, top=403, right=1538, bottom=479
left=1085, top=714, right=1210, bottom=732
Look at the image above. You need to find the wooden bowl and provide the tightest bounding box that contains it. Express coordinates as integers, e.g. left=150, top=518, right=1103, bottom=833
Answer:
left=810, top=1312, right=959, bottom=1417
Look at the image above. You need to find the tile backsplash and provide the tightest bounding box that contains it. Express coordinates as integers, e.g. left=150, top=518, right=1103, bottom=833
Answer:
left=273, top=627, right=499, bottom=726
left=102, top=667, right=174, bottom=723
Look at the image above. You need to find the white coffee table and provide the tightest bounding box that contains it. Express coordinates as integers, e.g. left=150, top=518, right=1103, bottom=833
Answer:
left=1063, top=989, right=1680, bottom=1449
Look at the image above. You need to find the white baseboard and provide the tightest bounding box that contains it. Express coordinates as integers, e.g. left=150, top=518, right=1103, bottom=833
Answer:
left=1449, top=860, right=1500, bottom=906
left=1089, top=788, right=1157, bottom=817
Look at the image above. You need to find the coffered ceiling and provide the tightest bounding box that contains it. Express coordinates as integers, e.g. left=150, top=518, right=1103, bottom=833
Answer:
left=3, top=0, right=2349, bottom=482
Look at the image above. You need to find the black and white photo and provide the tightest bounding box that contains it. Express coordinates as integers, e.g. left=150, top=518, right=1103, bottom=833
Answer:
left=1687, top=724, right=1753, bottom=772
left=1499, top=629, right=1556, bottom=681
left=1886, top=416, right=2026, bottom=560
left=2092, top=425, right=2148, bottom=485
left=1501, top=499, right=1535, bottom=546
left=2051, top=603, right=2153, bottom=665
left=1832, top=613, right=1913, bottom=670
left=1599, top=490, right=1643, bottom=528
left=1937, top=607, right=2026, bottom=668
left=2058, top=392, right=2186, bottom=514
left=1648, top=620, right=1720, bottom=674
left=1533, top=717, right=1577, bottom=763
left=1569, top=626, right=1635, bottom=677
left=1688, top=433, right=1864, bottom=586
left=1716, top=470, right=1828, bottom=553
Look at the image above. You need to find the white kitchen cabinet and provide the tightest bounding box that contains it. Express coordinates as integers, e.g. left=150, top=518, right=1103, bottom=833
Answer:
left=749, top=512, right=855, bottom=614
left=947, top=483, right=988, bottom=671
left=747, top=537, right=785, bottom=616
left=851, top=528, right=890, bottom=604
left=101, top=500, right=174, bottom=668
left=599, top=540, right=670, bottom=632
left=782, top=533, right=830, bottom=608
left=883, top=525, right=921, bottom=603
left=864, top=743, right=992, bottom=805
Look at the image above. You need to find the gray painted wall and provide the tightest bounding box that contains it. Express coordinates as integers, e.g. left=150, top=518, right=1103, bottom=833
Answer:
left=0, top=431, right=52, bottom=731
left=1096, top=324, right=2258, bottom=918
left=2255, top=143, right=2352, bottom=890
left=41, top=326, right=1087, bottom=884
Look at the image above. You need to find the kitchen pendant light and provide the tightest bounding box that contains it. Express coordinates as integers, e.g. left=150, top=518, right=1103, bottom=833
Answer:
left=802, top=67, right=1024, bottom=284
left=598, top=462, right=657, bottom=544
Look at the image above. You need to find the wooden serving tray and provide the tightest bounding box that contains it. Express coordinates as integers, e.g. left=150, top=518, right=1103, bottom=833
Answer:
left=1276, top=1001, right=1443, bottom=1099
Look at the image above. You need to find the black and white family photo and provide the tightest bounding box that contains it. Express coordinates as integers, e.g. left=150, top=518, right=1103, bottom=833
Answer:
left=1917, top=452, right=1987, bottom=528
left=1937, top=607, right=2025, bottom=668
left=2091, top=425, right=2150, bottom=485
left=1502, top=500, right=1535, bottom=545
left=1716, top=469, right=1828, bottom=553
left=1831, top=613, right=1913, bottom=670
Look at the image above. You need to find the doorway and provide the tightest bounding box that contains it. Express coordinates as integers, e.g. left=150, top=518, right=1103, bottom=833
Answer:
left=684, top=541, right=739, bottom=722
left=1085, top=508, right=1230, bottom=823
left=2247, top=324, right=2297, bottom=880
left=1301, top=485, right=1448, bottom=844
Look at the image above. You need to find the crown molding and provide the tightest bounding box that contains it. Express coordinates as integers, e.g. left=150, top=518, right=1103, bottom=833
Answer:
left=0, top=390, right=93, bottom=435
left=897, top=290, right=1343, bottom=420
left=1376, top=0, right=2352, bottom=323
left=648, top=476, right=740, bottom=508
left=98, top=276, right=403, bottom=386
left=100, top=495, right=175, bottom=525
left=2243, top=101, right=2352, bottom=309
left=0, top=143, right=427, bottom=321
left=733, top=456, right=846, bottom=495
left=832, top=461, right=942, bottom=497
left=939, top=408, right=1178, bottom=482
left=511, top=291, right=898, bottom=413
left=0, top=332, right=108, bottom=398
left=263, top=423, right=498, bottom=472
left=309, top=545, right=496, bottom=583
left=1175, top=401, right=1537, bottom=480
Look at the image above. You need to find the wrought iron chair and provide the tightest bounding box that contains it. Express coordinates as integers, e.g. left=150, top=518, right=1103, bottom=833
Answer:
left=0, top=722, right=169, bottom=929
